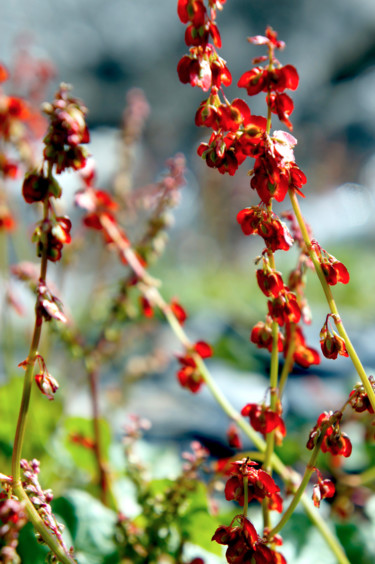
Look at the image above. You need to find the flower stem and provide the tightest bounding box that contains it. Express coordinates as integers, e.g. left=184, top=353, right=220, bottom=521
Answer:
left=11, top=197, right=50, bottom=485
left=268, top=441, right=321, bottom=538
left=289, top=190, right=375, bottom=413
left=87, top=365, right=110, bottom=507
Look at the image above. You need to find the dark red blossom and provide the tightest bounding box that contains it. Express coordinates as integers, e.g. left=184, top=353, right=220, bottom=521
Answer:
left=268, top=92, right=294, bottom=130
left=307, top=411, right=352, bottom=458
left=268, top=288, right=301, bottom=326
left=198, top=130, right=245, bottom=175
left=22, top=172, right=61, bottom=204
left=176, top=340, right=213, bottom=393
left=177, top=43, right=231, bottom=91
left=320, top=315, right=348, bottom=360
left=224, top=458, right=282, bottom=511
left=321, top=261, right=349, bottom=285
left=35, top=281, right=67, bottom=324
left=237, top=66, right=267, bottom=96
left=238, top=64, right=298, bottom=97
left=349, top=377, right=375, bottom=415
left=212, top=515, right=287, bottom=564
left=237, top=206, right=293, bottom=252
left=312, top=470, right=335, bottom=508
left=42, top=84, right=89, bottom=173
left=311, top=241, right=350, bottom=286
left=140, top=296, right=154, bottom=318
left=251, top=318, right=284, bottom=353
left=256, top=268, right=284, bottom=298
left=170, top=298, right=188, bottom=324
left=32, top=216, right=72, bottom=262
left=0, top=205, right=16, bottom=231
left=284, top=324, right=320, bottom=368
left=227, top=423, right=243, bottom=450
left=241, top=403, right=286, bottom=440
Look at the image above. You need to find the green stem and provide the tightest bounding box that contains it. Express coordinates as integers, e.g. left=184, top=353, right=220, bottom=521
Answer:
left=268, top=442, right=321, bottom=538
left=243, top=476, right=249, bottom=519
left=11, top=321, right=42, bottom=484
left=289, top=190, right=375, bottom=413
left=278, top=323, right=296, bottom=397
left=11, top=186, right=76, bottom=562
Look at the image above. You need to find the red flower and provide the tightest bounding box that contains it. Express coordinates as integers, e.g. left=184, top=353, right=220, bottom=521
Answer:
left=321, top=261, right=349, bottom=285
left=198, top=131, right=245, bottom=175
left=176, top=340, right=213, bottom=393
left=236, top=206, right=293, bottom=252
left=170, top=299, right=188, bottom=324
left=177, top=45, right=231, bottom=92
left=35, top=281, right=67, bottom=324
left=212, top=515, right=286, bottom=564
left=256, top=269, right=284, bottom=298
left=33, top=216, right=72, bottom=262
left=250, top=319, right=284, bottom=353
left=140, top=296, right=154, bottom=318
left=312, top=470, right=335, bottom=508
left=307, top=411, right=352, bottom=458
left=284, top=325, right=320, bottom=368
left=268, top=289, right=301, bottom=326
left=311, top=242, right=350, bottom=285
left=238, top=67, right=267, bottom=96
left=268, top=92, right=294, bottom=130
left=0, top=205, right=16, bottom=231
left=320, top=315, right=349, bottom=360
left=22, top=172, right=61, bottom=204
left=224, top=458, right=282, bottom=511
left=227, top=423, right=242, bottom=450
left=241, top=403, right=286, bottom=440
left=349, top=377, right=375, bottom=415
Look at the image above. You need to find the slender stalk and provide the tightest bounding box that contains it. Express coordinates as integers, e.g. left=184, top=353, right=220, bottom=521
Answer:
left=87, top=365, right=110, bottom=506
left=268, top=441, right=321, bottom=538
left=12, top=196, right=49, bottom=484
left=278, top=323, right=296, bottom=396
left=11, top=178, right=77, bottom=562
left=289, top=190, right=375, bottom=413
left=243, top=476, right=249, bottom=519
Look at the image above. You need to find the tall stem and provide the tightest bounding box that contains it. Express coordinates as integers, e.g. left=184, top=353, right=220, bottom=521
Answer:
left=87, top=365, right=109, bottom=506
left=289, top=190, right=375, bottom=412
left=11, top=197, right=49, bottom=485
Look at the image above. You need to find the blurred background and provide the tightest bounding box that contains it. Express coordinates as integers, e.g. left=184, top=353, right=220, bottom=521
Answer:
left=1, top=2, right=375, bottom=562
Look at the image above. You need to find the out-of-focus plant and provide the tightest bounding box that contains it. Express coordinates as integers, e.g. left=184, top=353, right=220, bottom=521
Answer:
left=0, top=3, right=374, bottom=563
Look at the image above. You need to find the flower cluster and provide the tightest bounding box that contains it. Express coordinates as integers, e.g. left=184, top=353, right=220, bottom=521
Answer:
left=42, top=83, right=89, bottom=173
left=311, top=241, right=349, bottom=286
left=224, top=458, right=283, bottom=512
left=20, top=459, right=73, bottom=558
left=312, top=469, right=335, bottom=508
left=307, top=411, right=352, bottom=458
left=176, top=340, right=213, bottom=393
left=349, top=377, right=375, bottom=415
left=177, top=0, right=230, bottom=92
left=0, top=494, right=27, bottom=564
left=212, top=459, right=285, bottom=563
left=212, top=515, right=286, bottom=564
left=19, top=354, right=59, bottom=401
left=319, top=314, right=348, bottom=360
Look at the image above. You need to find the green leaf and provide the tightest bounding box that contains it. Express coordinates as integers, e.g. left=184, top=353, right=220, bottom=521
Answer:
left=53, top=490, right=119, bottom=563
